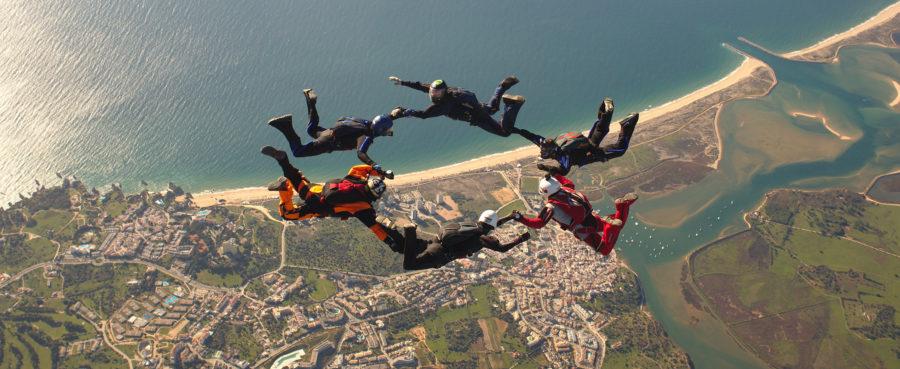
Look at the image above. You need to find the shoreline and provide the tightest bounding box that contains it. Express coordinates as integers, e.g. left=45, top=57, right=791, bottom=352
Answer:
left=891, top=80, right=900, bottom=107
left=781, top=2, right=900, bottom=59
left=192, top=2, right=900, bottom=208
left=788, top=112, right=854, bottom=140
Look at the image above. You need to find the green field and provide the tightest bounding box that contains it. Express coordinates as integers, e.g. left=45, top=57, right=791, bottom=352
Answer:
left=196, top=270, right=244, bottom=288
left=520, top=177, right=540, bottom=194
left=0, top=299, right=99, bottom=369
left=305, top=269, right=337, bottom=302
left=206, top=321, right=263, bottom=361
left=496, top=199, right=526, bottom=218
left=284, top=219, right=403, bottom=276
left=24, top=209, right=74, bottom=238
left=422, top=285, right=498, bottom=365
left=0, top=236, right=57, bottom=274
left=58, top=346, right=127, bottom=369
left=686, top=189, right=900, bottom=369
left=62, top=263, right=147, bottom=318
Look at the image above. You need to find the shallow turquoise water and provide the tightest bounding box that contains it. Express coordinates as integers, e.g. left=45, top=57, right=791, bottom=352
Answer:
left=617, top=42, right=900, bottom=368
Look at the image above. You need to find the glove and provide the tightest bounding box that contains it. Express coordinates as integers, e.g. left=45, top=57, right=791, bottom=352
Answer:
left=516, top=232, right=531, bottom=242
left=388, top=76, right=401, bottom=85
left=390, top=107, right=405, bottom=119
left=373, top=165, right=395, bottom=180
left=511, top=210, right=523, bottom=220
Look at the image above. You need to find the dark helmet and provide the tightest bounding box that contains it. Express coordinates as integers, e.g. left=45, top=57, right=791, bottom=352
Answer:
left=429, top=79, right=448, bottom=103
left=371, top=115, right=394, bottom=137
left=539, top=138, right=558, bottom=159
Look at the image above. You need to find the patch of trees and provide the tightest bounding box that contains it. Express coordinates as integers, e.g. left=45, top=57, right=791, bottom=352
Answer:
left=446, top=318, right=481, bottom=352
left=383, top=308, right=424, bottom=333
left=799, top=265, right=840, bottom=294
left=856, top=305, right=899, bottom=340
left=447, top=361, right=477, bottom=369
left=590, top=269, right=643, bottom=315
left=16, top=187, right=71, bottom=213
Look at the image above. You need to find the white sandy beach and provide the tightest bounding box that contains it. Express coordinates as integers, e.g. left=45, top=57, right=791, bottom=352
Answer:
left=891, top=80, right=900, bottom=107
left=782, top=1, right=900, bottom=59
left=789, top=112, right=853, bottom=140
left=192, top=2, right=900, bottom=208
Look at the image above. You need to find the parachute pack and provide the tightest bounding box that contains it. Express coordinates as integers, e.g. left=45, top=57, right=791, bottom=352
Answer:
left=554, top=132, right=592, bottom=153
left=438, top=221, right=482, bottom=252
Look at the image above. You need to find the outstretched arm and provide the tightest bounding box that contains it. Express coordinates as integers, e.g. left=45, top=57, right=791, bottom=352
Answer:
left=513, top=208, right=553, bottom=229
left=401, top=104, right=446, bottom=119
left=356, top=136, right=376, bottom=166
left=403, top=81, right=431, bottom=93
left=481, top=232, right=530, bottom=253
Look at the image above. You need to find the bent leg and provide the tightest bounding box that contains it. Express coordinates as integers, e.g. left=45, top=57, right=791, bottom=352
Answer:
left=599, top=113, right=639, bottom=160
left=404, top=236, right=448, bottom=270
left=277, top=181, right=319, bottom=221
left=304, top=90, right=324, bottom=139
left=499, top=99, right=523, bottom=133
left=487, top=76, right=519, bottom=114
left=292, top=134, right=334, bottom=158
left=588, top=98, right=615, bottom=146
left=268, top=115, right=304, bottom=156
left=472, top=116, right=510, bottom=137
left=536, top=158, right=570, bottom=176
left=598, top=197, right=635, bottom=254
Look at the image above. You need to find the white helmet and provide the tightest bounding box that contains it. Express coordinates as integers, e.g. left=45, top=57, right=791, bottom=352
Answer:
left=367, top=176, right=386, bottom=198
left=478, top=210, right=498, bottom=228
left=538, top=176, right=561, bottom=197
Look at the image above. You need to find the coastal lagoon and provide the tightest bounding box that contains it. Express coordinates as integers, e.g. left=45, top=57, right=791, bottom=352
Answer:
left=618, top=41, right=900, bottom=368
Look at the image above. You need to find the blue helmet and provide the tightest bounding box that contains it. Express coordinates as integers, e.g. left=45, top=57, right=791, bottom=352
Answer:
left=372, top=115, right=394, bottom=137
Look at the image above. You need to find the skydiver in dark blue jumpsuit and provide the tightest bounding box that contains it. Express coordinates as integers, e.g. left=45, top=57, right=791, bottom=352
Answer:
left=267, top=89, right=401, bottom=177
left=389, top=76, right=525, bottom=137
left=515, top=98, right=639, bottom=175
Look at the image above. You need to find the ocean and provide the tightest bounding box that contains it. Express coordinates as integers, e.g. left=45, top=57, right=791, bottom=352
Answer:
left=1, top=0, right=893, bottom=203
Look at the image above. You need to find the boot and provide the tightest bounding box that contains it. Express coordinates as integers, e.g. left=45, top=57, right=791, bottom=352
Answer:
left=268, top=114, right=302, bottom=145
left=303, top=88, right=317, bottom=105
left=267, top=176, right=290, bottom=192
left=618, top=113, right=639, bottom=143
left=502, top=94, right=526, bottom=105
left=598, top=98, right=615, bottom=120
left=499, top=75, right=519, bottom=90
left=260, top=145, right=287, bottom=161
left=615, top=192, right=639, bottom=206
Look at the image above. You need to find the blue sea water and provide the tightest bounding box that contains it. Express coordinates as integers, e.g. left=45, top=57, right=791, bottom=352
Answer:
left=1, top=0, right=893, bottom=203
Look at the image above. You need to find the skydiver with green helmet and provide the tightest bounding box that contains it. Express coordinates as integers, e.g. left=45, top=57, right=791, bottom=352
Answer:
left=388, top=75, right=526, bottom=137
left=267, top=88, right=403, bottom=178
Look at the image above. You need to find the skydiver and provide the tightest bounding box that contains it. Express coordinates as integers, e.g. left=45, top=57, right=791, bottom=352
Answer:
left=510, top=173, right=638, bottom=256
left=378, top=211, right=530, bottom=270
left=516, top=98, right=639, bottom=175
left=260, top=146, right=402, bottom=250
left=267, top=89, right=402, bottom=177
left=388, top=76, right=525, bottom=137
